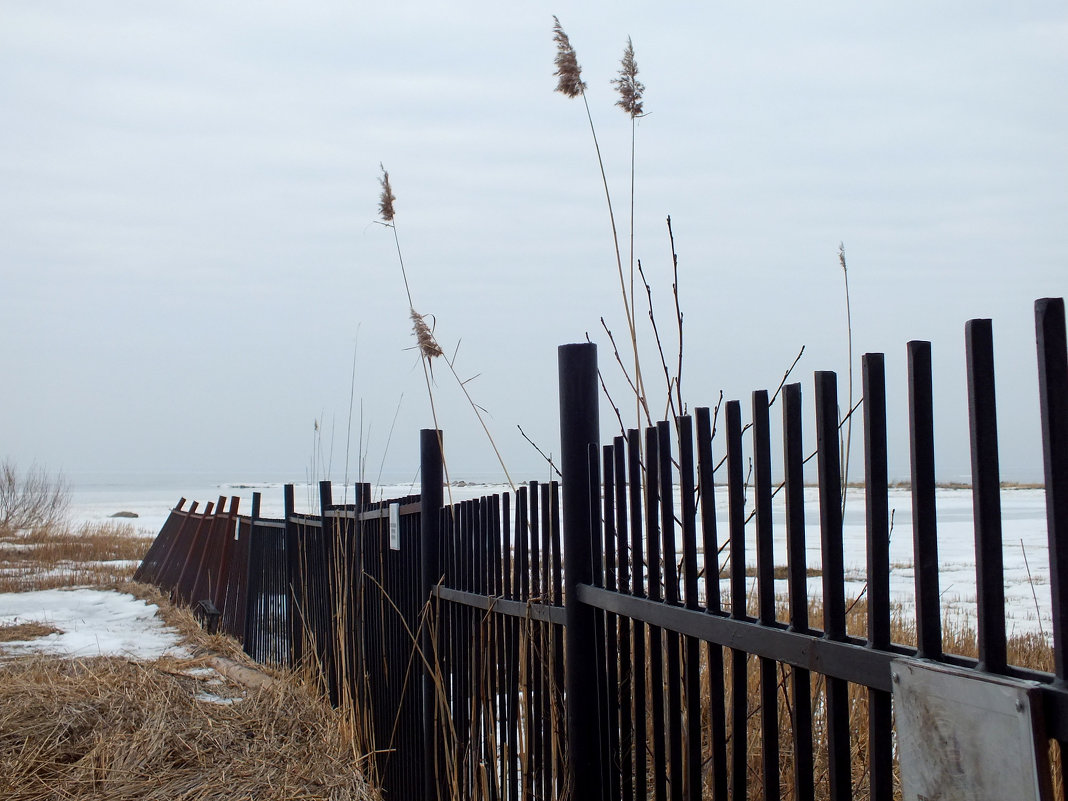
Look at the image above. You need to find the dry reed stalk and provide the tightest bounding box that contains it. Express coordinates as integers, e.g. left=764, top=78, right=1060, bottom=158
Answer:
left=553, top=17, right=650, bottom=432
left=376, top=168, right=515, bottom=494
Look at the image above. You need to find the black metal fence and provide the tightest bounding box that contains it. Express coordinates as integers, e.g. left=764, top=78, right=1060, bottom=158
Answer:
left=135, top=297, right=1068, bottom=801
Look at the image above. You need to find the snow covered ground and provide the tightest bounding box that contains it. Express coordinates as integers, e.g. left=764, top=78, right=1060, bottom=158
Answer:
left=0, top=588, right=186, bottom=660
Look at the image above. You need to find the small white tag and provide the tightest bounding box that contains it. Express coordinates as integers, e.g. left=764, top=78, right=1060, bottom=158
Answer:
left=389, top=503, right=401, bottom=551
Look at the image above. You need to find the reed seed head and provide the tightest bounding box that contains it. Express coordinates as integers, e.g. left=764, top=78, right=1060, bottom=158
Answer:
left=411, top=308, right=443, bottom=361
left=552, top=16, right=586, bottom=98
left=613, top=36, right=645, bottom=117
left=838, top=241, right=848, bottom=274
left=378, top=163, right=396, bottom=223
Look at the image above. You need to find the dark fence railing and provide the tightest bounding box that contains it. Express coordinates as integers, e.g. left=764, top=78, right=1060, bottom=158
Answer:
left=134, top=296, right=1068, bottom=801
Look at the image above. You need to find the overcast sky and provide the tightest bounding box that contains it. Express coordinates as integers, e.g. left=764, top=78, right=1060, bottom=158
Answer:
left=1, top=2, right=1065, bottom=487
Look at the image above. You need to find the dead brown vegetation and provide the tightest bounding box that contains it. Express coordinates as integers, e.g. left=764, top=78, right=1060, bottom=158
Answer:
left=0, top=521, right=149, bottom=593
left=0, top=655, right=375, bottom=801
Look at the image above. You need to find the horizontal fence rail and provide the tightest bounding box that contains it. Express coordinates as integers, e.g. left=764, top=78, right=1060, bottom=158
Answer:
left=133, top=296, right=1068, bottom=801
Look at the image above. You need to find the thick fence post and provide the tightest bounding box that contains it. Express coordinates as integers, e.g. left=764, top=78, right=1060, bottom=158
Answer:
left=558, top=342, right=603, bottom=801
left=420, top=428, right=444, bottom=801
left=1037, top=298, right=1068, bottom=682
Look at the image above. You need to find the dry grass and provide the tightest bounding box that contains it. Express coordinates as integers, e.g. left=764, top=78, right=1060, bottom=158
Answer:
left=0, top=516, right=377, bottom=800
left=0, top=621, right=60, bottom=643
left=0, top=521, right=150, bottom=593
left=0, top=654, right=375, bottom=801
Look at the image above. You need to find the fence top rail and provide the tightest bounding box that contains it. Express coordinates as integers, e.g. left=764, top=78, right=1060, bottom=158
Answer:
left=325, top=501, right=422, bottom=521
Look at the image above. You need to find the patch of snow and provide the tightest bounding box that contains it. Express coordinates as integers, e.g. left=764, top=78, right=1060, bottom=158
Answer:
left=0, top=542, right=43, bottom=552
left=0, top=588, right=187, bottom=660
left=195, top=691, right=241, bottom=705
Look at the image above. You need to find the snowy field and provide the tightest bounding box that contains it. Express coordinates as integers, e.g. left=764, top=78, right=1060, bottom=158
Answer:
left=68, top=477, right=1053, bottom=637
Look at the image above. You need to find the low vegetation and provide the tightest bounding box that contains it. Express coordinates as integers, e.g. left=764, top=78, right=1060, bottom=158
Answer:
left=0, top=503, right=376, bottom=801
left=0, top=520, right=148, bottom=593
left=0, top=655, right=374, bottom=801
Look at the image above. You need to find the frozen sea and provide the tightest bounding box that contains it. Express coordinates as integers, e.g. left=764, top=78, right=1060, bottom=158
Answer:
left=68, top=473, right=1055, bottom=638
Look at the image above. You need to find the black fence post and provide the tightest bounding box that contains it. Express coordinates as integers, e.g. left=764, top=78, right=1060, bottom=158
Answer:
left=1037, top=298, right=1068, bottom=682
left=420, top=428, right=444, bottom=801
left=282, top=485, right=303, bottom=669
left=558, top=342, right=602, bottom=801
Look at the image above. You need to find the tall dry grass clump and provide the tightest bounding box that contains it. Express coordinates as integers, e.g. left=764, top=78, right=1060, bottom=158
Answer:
left=0, top=655, right=375, bottom=801
left=0, top=520, right=149, bottom=593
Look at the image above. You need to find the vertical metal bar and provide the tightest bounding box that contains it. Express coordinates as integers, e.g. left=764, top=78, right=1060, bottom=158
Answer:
left=529, top=482, right=545, bottom=801
left=542, top=482, right=557, bottom=801
left=908, top=340, right=942, bottom=660
left=517, top=488, right=531, bottom=801
left=614, top=436, right=634, bottom=801
left=559, top=342, right=602, bottom=801
left=421, top=430, right=444, bottom=801
left=504, top=492, right=519, bottom=801
left=603, top=446, right=622, bottom=801
left=645, top=426, right=667, bottom=801
left=862, top=355, right=893, bottom=801
left=782, top=384, right=814, bottom=801
left=657, top=421, right=683, bottom=801
left=550, top=481, right=565, bottom=797
left=493, top=495, right=507, bottom=800
left=212, top=497, right=239, bottom=613
left=725, top=400, right=747, bottom=801
left=752, top=390, right=780, bottom=801
left=1037, top=298, right=1068, bottom=799
left=628, top=428, right=648, bottom=801
left=815, top=371, right=851, bottom=801
left=695, top=407, right=728, bottom=801
left=677, top=416, right=701, bottom=801
left=319, top=480, right=339, bottom=706
left=966, top=319, right=1008, bottom=673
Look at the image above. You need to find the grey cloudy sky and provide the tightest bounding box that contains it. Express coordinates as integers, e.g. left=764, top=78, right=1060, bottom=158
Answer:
left=1, top=2, right=1065, bottom=485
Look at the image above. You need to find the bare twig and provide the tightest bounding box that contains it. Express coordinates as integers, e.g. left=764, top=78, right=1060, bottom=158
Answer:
left=637, top=259, right=678, bottom=423
left=517, top=425, right=563, bottom=479
left=768, top=346, right=806, bottom=407
left=598, top=320, right=652, bottom=428
left=1021, top=538, right=1047, bottom=640
left=839, top=243, right=854, bottom=516
left=667, top=216, right=684, bottom=416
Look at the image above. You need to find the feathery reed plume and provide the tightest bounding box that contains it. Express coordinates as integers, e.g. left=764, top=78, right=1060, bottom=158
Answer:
left=614, top=37, right=648, bottom=436
left=552, top=18, right=649, bottom=433
left=411, top=308, right=444, bottom=361
left=552, top=16, right=586, bottom=98
left=612, top=37, right=644, bottom=118
left=378, top=163, right=396, bottom=222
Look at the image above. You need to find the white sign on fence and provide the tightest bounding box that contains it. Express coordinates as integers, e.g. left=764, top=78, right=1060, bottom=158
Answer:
left=893, top=657, right=1052, bottom=801
left=389, top=503, right=400, bottom=551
